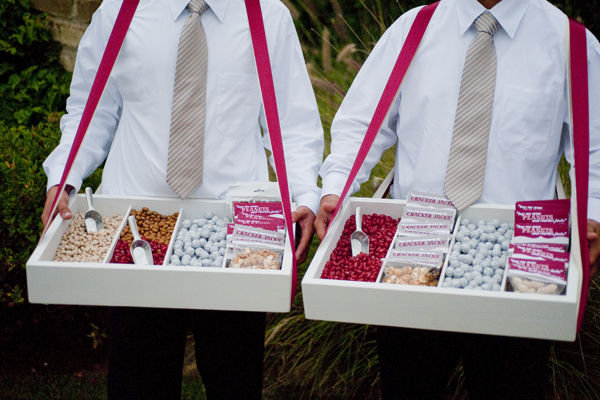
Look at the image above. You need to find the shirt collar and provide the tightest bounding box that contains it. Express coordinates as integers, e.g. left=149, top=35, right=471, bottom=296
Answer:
left=455, top=0, right=530, bottom=39
left=170, top=0, right=227, bottom=23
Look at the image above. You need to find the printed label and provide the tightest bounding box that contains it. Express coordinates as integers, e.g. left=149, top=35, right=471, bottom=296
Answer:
left=406, top=191, right=455, bottom=209
left=511, top=244, right=570, bottom=263
left=508, top=257, right=567, bottom=281
left=513, top=222, right=569, bottom=239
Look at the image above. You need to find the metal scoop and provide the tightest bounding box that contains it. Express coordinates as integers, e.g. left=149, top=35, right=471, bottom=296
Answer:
left=128, top=215, right=153, bottom=265
left=350, top=207, right=369, bottom=256
left=84, top=187, right=104, bottom=233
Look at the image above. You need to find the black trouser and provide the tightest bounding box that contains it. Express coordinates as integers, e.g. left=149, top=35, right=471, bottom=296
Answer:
left=107, top=307, right=266, bottom=400
left=376, top=326, right=552, bottom=400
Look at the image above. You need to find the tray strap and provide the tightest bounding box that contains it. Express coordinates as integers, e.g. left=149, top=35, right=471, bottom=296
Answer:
left=327, top=7, right=591, bottom=332
left=327, top=2, right=439, bottom=225
left=245, top=0, right=297, bottom=303
left=41, top=0, right=140, bottom=239
left=569, top=19, right=590, bottom=331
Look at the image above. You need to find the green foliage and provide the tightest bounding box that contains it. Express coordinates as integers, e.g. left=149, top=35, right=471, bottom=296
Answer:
left=0, top=0, right=70, bottom=125
left=0, top=0, right=107, bottom=364
left=0, top=120, right=60, bottom=287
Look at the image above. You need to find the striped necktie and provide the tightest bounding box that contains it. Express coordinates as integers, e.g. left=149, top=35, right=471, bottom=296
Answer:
left=444, top=11, right=499, bottom=211
left=167, top=0, right=209, bottom=199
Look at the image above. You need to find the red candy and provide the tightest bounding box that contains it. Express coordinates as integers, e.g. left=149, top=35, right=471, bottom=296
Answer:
left=321, top=213, right=399, bottom=282
left=110, top=238, right=169, bottom=265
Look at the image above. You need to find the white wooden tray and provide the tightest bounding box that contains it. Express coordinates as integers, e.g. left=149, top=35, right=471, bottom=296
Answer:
left=27, top=194, right=293, bottom=312
left=302, top=197, right=581, bottom=341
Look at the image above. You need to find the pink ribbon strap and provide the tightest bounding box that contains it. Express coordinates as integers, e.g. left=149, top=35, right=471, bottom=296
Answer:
left=41, top=0, right=140, bottom=239
left=570, top=19, right=590, bottom=332
left=245, top=0, right=298, bottom=304
left=328, top=2, right=439, bottom=227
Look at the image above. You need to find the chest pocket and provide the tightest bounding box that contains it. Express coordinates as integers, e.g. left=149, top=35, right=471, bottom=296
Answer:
left=494, top=85, right=562, bottom=157
left=216, top=72, right=261, bottom=137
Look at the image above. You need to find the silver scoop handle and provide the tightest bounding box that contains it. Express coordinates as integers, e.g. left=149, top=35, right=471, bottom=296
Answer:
left=85, top=187, right=96, bottom=211
left=128, top=216, right=142, bottom=241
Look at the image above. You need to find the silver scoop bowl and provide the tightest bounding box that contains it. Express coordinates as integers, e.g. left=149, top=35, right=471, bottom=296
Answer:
left=84, top=187, right=104, bottom=233
left=128, top=215, right=154, bottom=265
left=350, top=206, right=369, bottom=256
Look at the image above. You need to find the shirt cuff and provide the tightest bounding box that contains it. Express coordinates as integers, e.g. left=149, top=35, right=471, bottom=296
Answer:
left=587, top=198, right=600, bottom=223
left=321, top=171, right=356, bottom=199
left=294, top=191, right=320, bottom=216
left=46, top=168, right=82, bottom=194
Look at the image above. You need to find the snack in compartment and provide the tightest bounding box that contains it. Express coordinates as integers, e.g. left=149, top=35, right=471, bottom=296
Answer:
left=506, top=199, right=570, bottom=294
left=321, top=213, right=399, bottom=282
left=383, top=192, right=456, bottom=285
left=230, top=247, right=282, bottom=269
left=54, top=213, right=123, bottom=262
left=111, top=207, right=178, bottom=265
left=224, top=198, right=287, bottom=270
left=506, top=258, right=567, bottom=295
left=225, top=224, right=285, bottom=270
left=381, top=262, right=440, bottom=286
left=169, top=211, right=230, bottom=267
left=441, top=218, right=512, bottom=291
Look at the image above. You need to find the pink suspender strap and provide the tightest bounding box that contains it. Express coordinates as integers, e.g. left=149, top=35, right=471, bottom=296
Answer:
left=570, top=19, right=590, bottom=332
left=328, top=2, right=440, bottom=227
left=41, top=0, right=140, bottom=239
left=245, top=0, right=298, bottom=304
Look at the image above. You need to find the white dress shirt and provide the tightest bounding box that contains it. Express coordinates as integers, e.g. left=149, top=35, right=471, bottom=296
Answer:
left=320, top=0, right=600, bottom=220
left=44, top=0, right=324, bottom=214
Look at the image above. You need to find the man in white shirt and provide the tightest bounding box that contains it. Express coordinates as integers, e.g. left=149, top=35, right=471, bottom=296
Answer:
left=41, top=0, right=323, bottom=398
left=315, top=0, right=600, bottom=398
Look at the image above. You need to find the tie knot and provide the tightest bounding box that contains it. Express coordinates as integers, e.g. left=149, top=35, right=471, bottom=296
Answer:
left=474, top=12, right=499, bottom=36
left=188, top=0, right=208, bottom=14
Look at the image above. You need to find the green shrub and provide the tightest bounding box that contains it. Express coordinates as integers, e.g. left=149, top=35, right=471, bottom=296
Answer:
left=0, top=0, right=71, bottom=126
left=0, top=0, right=106, bottom=360
left=0, top=119, right=60, bottom=302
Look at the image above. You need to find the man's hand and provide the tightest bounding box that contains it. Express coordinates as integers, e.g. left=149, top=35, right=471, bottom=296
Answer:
left=41, top=185, right=73, bottom=229
left=314, top=194, right=340, bottom=240
left=292, top=206, right=316, bottom=264
left=587, top=219, right=600, bottom=277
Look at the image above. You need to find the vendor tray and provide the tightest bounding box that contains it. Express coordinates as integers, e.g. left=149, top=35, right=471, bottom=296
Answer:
left=26, top=194, right=293, bottom=312
left=302, top=197, right=581, bottom=341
